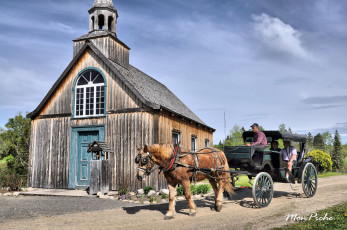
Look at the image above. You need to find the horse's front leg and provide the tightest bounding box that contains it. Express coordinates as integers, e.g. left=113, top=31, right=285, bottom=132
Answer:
left=182, top=180, right=197, bottom=216
left=165, top=183, right=177, bottom=220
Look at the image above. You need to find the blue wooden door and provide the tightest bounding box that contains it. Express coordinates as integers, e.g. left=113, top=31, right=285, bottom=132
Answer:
left=77, top=131, right=99, bottom=187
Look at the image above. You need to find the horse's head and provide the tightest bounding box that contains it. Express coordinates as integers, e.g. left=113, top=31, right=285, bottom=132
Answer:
left=135, top=145, right=156, bottom=181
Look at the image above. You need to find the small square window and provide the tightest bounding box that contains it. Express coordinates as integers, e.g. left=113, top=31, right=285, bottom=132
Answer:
left=172, top=131, right=180, bottom=145
left=205, top=139, right=210, bottom=148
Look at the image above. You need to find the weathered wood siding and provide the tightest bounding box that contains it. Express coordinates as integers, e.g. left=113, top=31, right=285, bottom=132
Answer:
left=73, top=36, right=129, bottom=69
left=39, top=49, right=141, bottom=116
left=27, top=117, right=105, bottom=188
left=28, top=112, right=167, bottom=190
left=106, top=112, right=166, bottom=191
left=158, top=111, right=214, bottom=150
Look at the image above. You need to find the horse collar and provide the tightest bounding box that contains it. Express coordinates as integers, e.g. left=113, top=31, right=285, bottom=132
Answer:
left=163, top=144, right=180, bottom=172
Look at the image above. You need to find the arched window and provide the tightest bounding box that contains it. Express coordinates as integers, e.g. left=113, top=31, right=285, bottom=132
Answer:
left=98, top=14, right=105, bottom=29
left=108, top=16, right=114, bottom=31
left=75, top=69, right=105, bottom=117
left=91, top=16, right=95, bottom=30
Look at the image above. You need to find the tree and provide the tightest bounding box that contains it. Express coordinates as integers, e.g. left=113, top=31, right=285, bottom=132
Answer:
left=321, top=131, right=333, bottom=154
left=278, top=124, right=287, bottom=133
left=288, top=127, right=292, bottom=134
left=0, top=113, right=31, bottom=175
left=332, top=130, right=343, bottom=171
left=313, top=133, right=325, bottom=151
left=228, top=125, right=244, bottom=146
left=306, top=132, right=313, bottom=152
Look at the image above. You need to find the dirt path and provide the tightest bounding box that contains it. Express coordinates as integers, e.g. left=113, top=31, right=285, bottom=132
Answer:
left=2, top=175, right=347, bottom=230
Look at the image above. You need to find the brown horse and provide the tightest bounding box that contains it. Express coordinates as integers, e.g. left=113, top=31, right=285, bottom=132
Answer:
left=135, top=144, right=233, bottom=220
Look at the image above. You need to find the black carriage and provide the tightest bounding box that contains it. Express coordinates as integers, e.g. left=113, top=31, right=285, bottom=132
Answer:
left=225, top=131, right=318, bottom=208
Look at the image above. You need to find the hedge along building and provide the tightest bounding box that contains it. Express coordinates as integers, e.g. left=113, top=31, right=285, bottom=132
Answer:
left=27, top=0, right=215, bottom=191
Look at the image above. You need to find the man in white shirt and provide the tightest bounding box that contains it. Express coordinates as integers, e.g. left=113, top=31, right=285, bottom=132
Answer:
left=280, top=140, right=297, bottom=182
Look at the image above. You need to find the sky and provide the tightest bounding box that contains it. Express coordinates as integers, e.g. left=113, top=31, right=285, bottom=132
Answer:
left=1, top=0, right=347, bottom=144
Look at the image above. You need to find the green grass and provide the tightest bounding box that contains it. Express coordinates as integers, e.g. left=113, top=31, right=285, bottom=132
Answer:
left=273, top=202, right=347, bottom=230
left=318, top=171, right=344, bottom=178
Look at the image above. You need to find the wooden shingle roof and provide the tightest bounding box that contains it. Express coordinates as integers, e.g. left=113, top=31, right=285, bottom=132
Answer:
left=111, top=61, right=206, bottom=125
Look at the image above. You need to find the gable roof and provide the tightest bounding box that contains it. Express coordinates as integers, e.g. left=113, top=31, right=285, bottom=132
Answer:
left=27, top=42, right=214, bottom=131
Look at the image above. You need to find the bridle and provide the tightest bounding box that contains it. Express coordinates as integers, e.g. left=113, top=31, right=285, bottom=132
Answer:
left=135, top=152, right=157, bottom=175
left=135, top=144, right=180, bottom=176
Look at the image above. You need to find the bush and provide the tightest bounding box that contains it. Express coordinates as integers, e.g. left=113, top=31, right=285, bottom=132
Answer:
left=149, top=197, right=157, bottom=203
left=0, top=167, right=24, bottom=191
left=4, top=155, right=14, bottom=167
left=118, top=185, right=128, bottom=196
left=161, top=194, right=169, bottom=199
left=144, top=186, right=153, bottom=195
left=196, top=184, right=211, bottom=194
left=176, top=184, right=212, bottom=196
left=176, top=185, right=184, bottom=196
left=306, top=150, right=332, bottom=173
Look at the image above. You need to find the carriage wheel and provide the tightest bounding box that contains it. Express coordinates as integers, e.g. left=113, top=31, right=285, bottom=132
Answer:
left=252, top=172, right=274, bottom=208
left=301, top=163, right=318, bottom=198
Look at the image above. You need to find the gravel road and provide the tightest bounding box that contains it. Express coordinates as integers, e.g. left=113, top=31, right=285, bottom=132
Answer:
left=1, top=175, right=347, bottom=230
left=0, top=196, right=138, bottom=222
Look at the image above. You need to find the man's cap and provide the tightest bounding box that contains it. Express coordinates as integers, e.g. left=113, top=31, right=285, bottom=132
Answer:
left=250, top=123, right=259, bottom=128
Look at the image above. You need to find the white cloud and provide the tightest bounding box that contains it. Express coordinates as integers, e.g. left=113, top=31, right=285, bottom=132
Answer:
left=253, top=13, right=311, bottom=60
left=48, top=21, right=79, bottom=34
left=0, top=66, right=52, bottom=109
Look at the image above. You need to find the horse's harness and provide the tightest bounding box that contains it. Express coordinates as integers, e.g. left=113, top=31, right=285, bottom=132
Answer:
left=136, top=145, right=229, bottom=182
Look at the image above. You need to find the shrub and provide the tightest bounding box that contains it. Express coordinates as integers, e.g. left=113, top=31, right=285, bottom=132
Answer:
left=190, top=185, right=197, bottom=195
left=196, top=184, right=211, bottom=194
left=4, top=155, right=15, bottom=167
left=176, top=185, right=184, bottom=196
left=176, top=184, right=212, bottom=196
left=149, top=197, right=157, bottom=203
left=306, top=150, right=332, bottom=173
left=161, top=194, right=169, bottom=199
left=144, top=186, right=153, bottom=195
left=118, top=185, right=128, bottom=196
left=0, top=167, right=24, bottom=191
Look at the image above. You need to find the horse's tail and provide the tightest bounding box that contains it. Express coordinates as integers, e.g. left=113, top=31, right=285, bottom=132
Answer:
left=220, top=150, right=234, bottom=197
left=224, top=180, right=234, bottom=197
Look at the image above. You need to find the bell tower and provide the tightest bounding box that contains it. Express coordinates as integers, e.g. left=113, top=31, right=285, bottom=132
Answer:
left=73, top=0, right=130, bottom=69
left=89, top=0, right=118, bottom=34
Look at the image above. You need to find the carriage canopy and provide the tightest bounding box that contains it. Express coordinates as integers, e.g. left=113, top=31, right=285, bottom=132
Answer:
left=242, top=131, right=307, bottom=143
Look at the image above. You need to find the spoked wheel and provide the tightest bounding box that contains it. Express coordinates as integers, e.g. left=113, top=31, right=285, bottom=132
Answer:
left=302, top=163, right=318, bottom=197
left=252, top=172, right=274, bottom=208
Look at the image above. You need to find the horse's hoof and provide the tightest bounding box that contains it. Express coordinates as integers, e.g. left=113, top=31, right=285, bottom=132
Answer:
left=215, top=205, right=222, bottom=212
left=164, top=215, right=174, bottom=220
left=189, top=212, right=197, bottom=217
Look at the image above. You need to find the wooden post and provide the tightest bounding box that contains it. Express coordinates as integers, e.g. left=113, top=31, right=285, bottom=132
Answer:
left=89, top=159, right=110, bottom=195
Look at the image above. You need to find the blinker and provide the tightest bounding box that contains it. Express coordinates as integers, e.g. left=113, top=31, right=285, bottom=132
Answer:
left=135, top=155, right=141, bottom=164
left=141, top=157, right=148, bottom=165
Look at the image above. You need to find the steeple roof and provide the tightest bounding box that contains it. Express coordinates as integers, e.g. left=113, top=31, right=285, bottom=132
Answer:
left=93, top=0, right=114, bottom=8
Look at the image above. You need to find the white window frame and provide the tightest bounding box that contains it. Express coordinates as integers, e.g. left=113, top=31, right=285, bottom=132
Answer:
left=75, top=72, right=105, bottom=118
left=191, top=135, right=197, bottom=152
